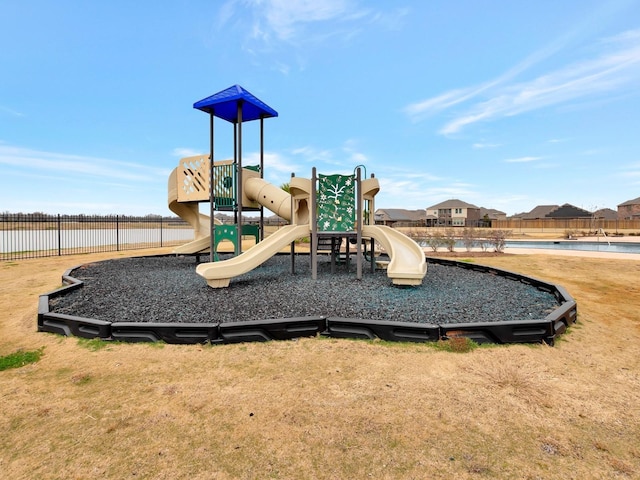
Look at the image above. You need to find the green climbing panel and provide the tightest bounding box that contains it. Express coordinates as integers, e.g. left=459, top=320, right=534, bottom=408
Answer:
left=212, top=163, right=235, bottom=209
left=317, top=174, right=355, bottom=232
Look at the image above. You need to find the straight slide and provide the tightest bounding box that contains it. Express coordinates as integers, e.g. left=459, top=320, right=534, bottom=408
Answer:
left=170, top=172, right=292, bottom=255
left=362, top=225, right=427, bottom=286
left=196, top=224, right=310, bottom=288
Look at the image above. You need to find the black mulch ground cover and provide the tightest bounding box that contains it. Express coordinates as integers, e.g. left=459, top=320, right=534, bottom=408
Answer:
left=49, top=254, right=559, bottom=325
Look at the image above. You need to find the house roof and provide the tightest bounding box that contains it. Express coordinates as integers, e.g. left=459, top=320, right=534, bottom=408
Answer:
left=593, top=208, right=618, bottom=220
left=520, top=205, right=559, bottom=219
left=522, top=204, right=592, bottom=219
left=618, top=196, right=640, bottom=207
left=479, top=208, right=506, bottom=219
left=375, top=209, right=426, bottom=222
left=427, top=199, right=480, bottom=210
left=547, top=204, right=592, bottom=218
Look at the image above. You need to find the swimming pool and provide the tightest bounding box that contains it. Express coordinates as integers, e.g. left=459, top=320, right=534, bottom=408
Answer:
left=505, top=240, right=640, bottom=254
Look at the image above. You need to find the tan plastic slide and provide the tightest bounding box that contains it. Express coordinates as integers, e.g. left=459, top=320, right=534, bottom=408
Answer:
left=362, top=225, right=427, bottom=286
left=196, top=224, right=309, bottom=288
left=170, top=164, right=426, bottom=287
left=167, top=167, right=221, bottom=254
left=193, top=175, right=310, bottom=287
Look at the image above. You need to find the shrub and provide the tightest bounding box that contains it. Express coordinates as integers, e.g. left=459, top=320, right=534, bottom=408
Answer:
left=461, top=227, right=477, bottom=251
left=477, top=235, right=490, bottom=252
left=426, top=232, right=444, bottom=251
left=443, top=228, right=457, bottom=252
left=406, top=228, right=426, bottom=244
left=437, top=335, right=477, bottom=353
left=488, top=229, right=512, bottom=253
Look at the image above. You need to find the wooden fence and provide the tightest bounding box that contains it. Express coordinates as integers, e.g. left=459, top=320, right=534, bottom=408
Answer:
left=491, top=218, right=640, bottom=233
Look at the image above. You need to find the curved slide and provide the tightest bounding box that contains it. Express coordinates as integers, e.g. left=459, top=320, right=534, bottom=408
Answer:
left=196, top=224, right=310, bottom=288
left=362, top=225, right=427, bottom=286
left=168, top=167, right=221, bottom=254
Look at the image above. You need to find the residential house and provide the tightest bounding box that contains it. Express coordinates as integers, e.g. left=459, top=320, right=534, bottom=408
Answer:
left=516, top=205, right=559, bottom=219
left=426, top=199, right=481, bottom=227
left=479, top=207, right=507, bottom=223
left=618, top=197, right=640, bottom=219
left=592, top=208, right=618, bottom=220
left=548, top=204, right=592, bottom=218
left=374, top=209, right=427, bottom=226
left=519, top=204, right=592, bottom=219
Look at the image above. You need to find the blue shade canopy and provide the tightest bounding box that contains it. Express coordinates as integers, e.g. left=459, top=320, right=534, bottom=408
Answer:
left=193, top=85, right=278, bottom=123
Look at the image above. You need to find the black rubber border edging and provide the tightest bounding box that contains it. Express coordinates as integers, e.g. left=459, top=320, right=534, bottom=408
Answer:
left=37, top=255, right=577, bottom=346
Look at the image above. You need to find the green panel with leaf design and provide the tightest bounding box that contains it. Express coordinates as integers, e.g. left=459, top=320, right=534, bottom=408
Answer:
left=317, top=174, right=355, bottom=232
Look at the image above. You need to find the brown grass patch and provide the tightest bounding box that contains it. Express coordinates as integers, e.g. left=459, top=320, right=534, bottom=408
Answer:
left=1, top=248, right=640, bottom=478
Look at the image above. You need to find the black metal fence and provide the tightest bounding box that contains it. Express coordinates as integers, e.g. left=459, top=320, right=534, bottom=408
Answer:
left=0, top=214, right=194, bottom=261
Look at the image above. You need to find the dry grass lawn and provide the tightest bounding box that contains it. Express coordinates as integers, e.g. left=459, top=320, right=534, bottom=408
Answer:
left=1, top=248, right=640, bottom=479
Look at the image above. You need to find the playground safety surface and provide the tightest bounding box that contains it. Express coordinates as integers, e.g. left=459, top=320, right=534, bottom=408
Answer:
left=39, top=254, right=576, bottom=345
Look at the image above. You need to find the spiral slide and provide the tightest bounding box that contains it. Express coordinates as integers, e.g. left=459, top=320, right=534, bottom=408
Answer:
left=168, top=167, right=220, bottom=254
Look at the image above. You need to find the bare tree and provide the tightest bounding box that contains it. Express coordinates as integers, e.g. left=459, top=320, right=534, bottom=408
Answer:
left=461, top=227, right=476, bottom=251
left=426, top=231, right=444, bottom=252
left=488, top=229, right=512, bottom=253
left=443, top=228, right=457, bottom=252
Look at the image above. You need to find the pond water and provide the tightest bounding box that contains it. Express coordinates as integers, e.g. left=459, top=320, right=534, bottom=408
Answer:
left=0, top=228, right=194, bottom=253
left=505, top=240, right=640, bottom=254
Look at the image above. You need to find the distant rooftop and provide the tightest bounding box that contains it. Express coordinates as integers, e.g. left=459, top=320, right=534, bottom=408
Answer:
left=427, top=199, right=480, bottom=210
left=618, top=196, right=640, bottom=207
left=375, top=209, right=426, bottom=222
left=519, top=203, right=591, bottom=219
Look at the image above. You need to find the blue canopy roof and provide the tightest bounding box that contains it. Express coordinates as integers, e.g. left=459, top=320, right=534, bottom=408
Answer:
left=193, top=85, right=278, bottom=123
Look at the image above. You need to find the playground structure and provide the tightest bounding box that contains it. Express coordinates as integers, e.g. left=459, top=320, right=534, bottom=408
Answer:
left=35, top=84, right=577, bottom=347
left=170, top=157, right=428, bottom=288
left=168, top=85, right=427, bottom=288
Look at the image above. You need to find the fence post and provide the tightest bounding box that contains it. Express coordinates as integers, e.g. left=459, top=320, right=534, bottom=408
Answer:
left=116, top=215, right=120, bottom=251
left=57, top=214, right=62, bottom=256
left=160, top=216, right=163, bottom=247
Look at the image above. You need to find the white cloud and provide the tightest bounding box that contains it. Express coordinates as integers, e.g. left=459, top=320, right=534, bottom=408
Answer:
left=258, top=0, right=358, bottom=41
left=289, top=143, right=367, bottom=169
left=616, top=163, right=640, bottom=183
left=290, top=145, right=335, bottom=164
left=0, top=105, right=25, bottom=117
left=242, top=150, right=298, bottom=174
left=406, top=28, right=640, bottom=135
left=403, top=88, right=477, bottom=121
left=374, top=170, right=475, bottom=209
left=220, top=0, right=401, bottom=51
left=0, top=144, right=168, bottom=182
left=341, top=139, right=369, bottom=165
left=472, top=142, right=501, bottom=149
left=404, top=28, right=573, bottom=123
left=219, top=0, right=364, bottom=45
left=172, top=147, right=204, bottom=157
left=504, top=156, right=543, bottom=163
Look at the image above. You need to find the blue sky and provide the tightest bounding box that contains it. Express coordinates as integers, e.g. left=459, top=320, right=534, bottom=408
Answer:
left=1, top=0, right=640, bottom=216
